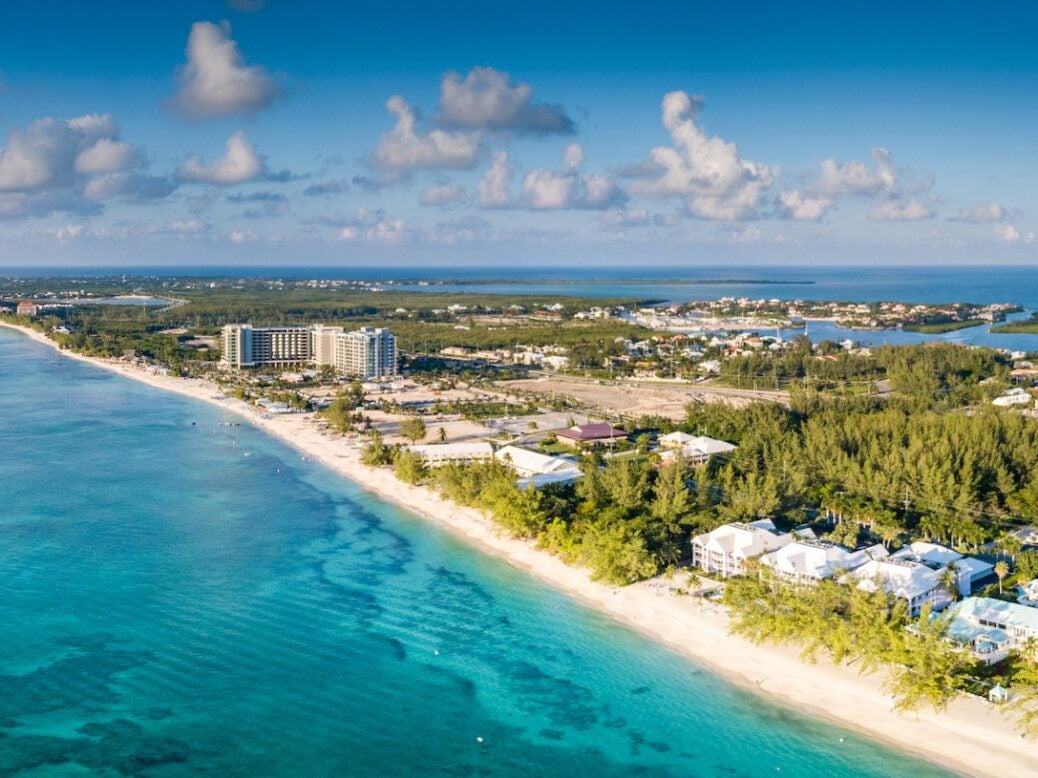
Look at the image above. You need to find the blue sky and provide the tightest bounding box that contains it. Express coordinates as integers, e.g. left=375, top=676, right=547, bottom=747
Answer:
left=2, top=0, right=1037, bottom=266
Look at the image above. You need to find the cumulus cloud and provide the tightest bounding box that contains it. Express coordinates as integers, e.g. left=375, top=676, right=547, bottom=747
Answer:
left=0, top=113, right=174, bottom=217
left=166, top=218, right=211, bottom=236
left=521, top=144, right=627, bottom=210
left=816, top=149, right=897, bottom=196
left=601, top=207, right=651, bottom=228
left=798, top=147, right=936, bottom=221
left=477, top=150, right=513, bottom=207
left=869, top=198, right=934, bottom=221
left=776, top=190, right=832, bottom=221
left=49, top=223, right=85, bottom=241
left=631, top=91, right=775, bottom=220
left=419, top=183, right=466, bottom=206
left=229, top=228, right=257, bottom=243
left=438, top=66, right=574, bottom=135
left=177, top=130, right=265, bottom=185
left=952, top=202, right=1012, bottom=223
left=994, top=223, right=1035, bottom=244
left=374, top=96, right=480, bottom=171
left=170, top=21, right=281, bottom=119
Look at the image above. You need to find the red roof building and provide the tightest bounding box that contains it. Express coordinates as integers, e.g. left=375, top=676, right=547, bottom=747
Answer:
left=555, top=422, right=628, bottom=448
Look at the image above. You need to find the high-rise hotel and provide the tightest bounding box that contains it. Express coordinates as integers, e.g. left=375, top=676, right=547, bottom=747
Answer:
left=221, top=324, right=398, bottom=380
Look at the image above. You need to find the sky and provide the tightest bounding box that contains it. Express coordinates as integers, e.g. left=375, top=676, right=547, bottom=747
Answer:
left=2, top=0, right=1038, bottom=267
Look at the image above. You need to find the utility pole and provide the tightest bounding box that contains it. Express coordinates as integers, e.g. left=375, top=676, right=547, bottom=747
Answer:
left=902, top=486, right=911, bottom=513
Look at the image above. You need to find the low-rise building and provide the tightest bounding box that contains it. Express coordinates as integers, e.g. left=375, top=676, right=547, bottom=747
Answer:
left=760, top=540, right=885, bottom=585
left=405, top=442, right=494, bottom=466
left=888, top=542, right=993, bottom=596
left=494, top=445, right=582, bottom=488
left=658, top=433, right=736, bottom=465
left=691, top=519, right=799, bottom=578
left=16, top=301, right=39, bottom=317
left=1017, top=579, right=1038, bottom=608
left=555, top=423, right=628, bottom=449
left=992, top=387, right=1033, bottom=407
left=849, top=558, right=952, bottom=617
left=943, top=596, right=1038, bottom=665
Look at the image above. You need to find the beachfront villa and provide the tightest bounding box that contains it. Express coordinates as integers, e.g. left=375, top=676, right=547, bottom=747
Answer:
left=888, top=542, right=994, bottom=596
left=658, top=432, right=737, bottom=465
left=691, top=519, right=801, bottom=578
left=760, top=539, right=887, bottom=585
left=494, top=445, right=582, bottom=489
left=849, top=558, right=953, bottom=617
left=404, top=442, right=494, bottom=466
left=16, top=300, right=39, bottom=317
left=221, top=324, right=397, bottom=380
left=942, top=597, right=1038, bottom=665
left=555, top=423, right=628, bottom=449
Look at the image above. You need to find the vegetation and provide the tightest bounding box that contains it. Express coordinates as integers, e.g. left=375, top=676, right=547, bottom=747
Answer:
left=902, top=319, right=986, bottom=334
left=991, top=313, right=1038, bottom=334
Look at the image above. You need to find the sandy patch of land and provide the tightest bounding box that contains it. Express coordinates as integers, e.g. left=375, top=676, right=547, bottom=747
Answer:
left=3, top=319, right=1033, bottom=778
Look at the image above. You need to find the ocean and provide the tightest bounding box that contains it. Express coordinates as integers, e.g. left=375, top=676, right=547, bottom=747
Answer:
left=0, top=327, right=954, bottom=776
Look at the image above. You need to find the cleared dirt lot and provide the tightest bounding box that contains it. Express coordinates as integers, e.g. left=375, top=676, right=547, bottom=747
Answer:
left=497, top=375, right=788, bottom=420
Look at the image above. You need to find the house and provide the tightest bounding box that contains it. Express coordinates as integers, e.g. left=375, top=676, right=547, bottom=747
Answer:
left=16, top=300, right=39, bottom=317
left=942, top=596, right=1038, bottom=665
left=1017, top=579, right=1038, bottom=608
left=405, top=442, right=494, bottom=465
left=494, top=445, right=582, bottom=488
left=849, top=558, right=952, bottom=617
left=555, top=423, right=627, bottom=449
left=691, top=519, right=800, bottom=578
left=889, top=542, right=994, bottom=596
left=992, top=387, right=1033, bottom=407
left=760, top=540, right=886, bottom=585
left=658, top=434, right=736, bottom=466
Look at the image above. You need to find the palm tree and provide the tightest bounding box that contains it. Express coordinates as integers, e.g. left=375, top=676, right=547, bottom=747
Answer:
left=937, top=563, right=960, bottom=602
left=994, top=560, right=1010, bottom=595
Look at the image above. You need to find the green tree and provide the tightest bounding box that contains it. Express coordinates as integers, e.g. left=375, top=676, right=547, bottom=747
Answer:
left=399, top=416, right=428, bottom=444
left=393, top=449, right=428, bottom=485
left=361, top=430, right=393, bottom=466
left=995, top=560, right=1010, bottom=595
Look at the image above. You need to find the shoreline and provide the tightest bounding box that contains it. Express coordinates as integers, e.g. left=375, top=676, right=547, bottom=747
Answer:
left=2, top=320, right=1033, bottom=777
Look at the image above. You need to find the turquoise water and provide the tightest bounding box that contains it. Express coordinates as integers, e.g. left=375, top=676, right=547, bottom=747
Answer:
left=0, top=328, right=953, bottom=777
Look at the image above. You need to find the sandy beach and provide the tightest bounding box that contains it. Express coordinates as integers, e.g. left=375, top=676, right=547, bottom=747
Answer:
left=3, top=319, right=1034, bottom=777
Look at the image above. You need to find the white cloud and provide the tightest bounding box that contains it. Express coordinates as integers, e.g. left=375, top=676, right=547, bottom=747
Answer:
left=631, top=91, right=775, bottom=220
left=167, top=218, right=210, bottom=236
left=338, top=226, right=359, bottom=241
left=229, top=228, right=257, bottom=243
left=74, top=138, right=137, bottom=175
left=170, top=21, right=281, bottom=119
left=367, top=218, right=409, bottom=243
left=0, top=114, right=173, bottom=217
left=178, top=130, right=265, bottom=185
left=49, top=223, right=85, bottom=241
left=601, top=207, right=651, bottom=228
left=869, top=198, right=934, bottom=221
left=438, top=66, right=574, bottom=135
left=521, top=144, right=626, bottom=210
left=477, top=150, right=513, bottom=207
left=374, top=96, right=480, bottom=171
left=776, top=190, right=832, bottom=221
left=952, top=202, right=1011, bottom=223
left=816, top=149, right=896, bottom=196
left=419, top=183, right=466, bottom=206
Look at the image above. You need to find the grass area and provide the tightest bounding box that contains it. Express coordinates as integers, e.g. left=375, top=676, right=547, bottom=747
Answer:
left=902, top=319, right=987, bottom=334
left=991, top=314, right=1038, bottom=334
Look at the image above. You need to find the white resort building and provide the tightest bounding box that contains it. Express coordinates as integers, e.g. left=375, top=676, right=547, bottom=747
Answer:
left=690, top=519, right=802, bottom=578
left=222, top=324, right=397, bottom=380
left=889, top=542, right=994, bottom=597
left=404, top=442, right=494, bottom=466
left=493, top=445, right=582, bottom=488
left=657, top=432, right=736, bottom=465
left=943, top=596, right=1038, bottom=665
left=760, top=540, right=887, bottom=585
left=849, top=558, right=952, bottom=617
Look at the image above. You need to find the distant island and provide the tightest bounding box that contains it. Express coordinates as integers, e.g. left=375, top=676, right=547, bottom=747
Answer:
left=991, top=314, right=1038, bottom=334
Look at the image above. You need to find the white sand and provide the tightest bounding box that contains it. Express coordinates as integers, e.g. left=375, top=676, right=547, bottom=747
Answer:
left=3, top=320, right=1035, bottom=777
